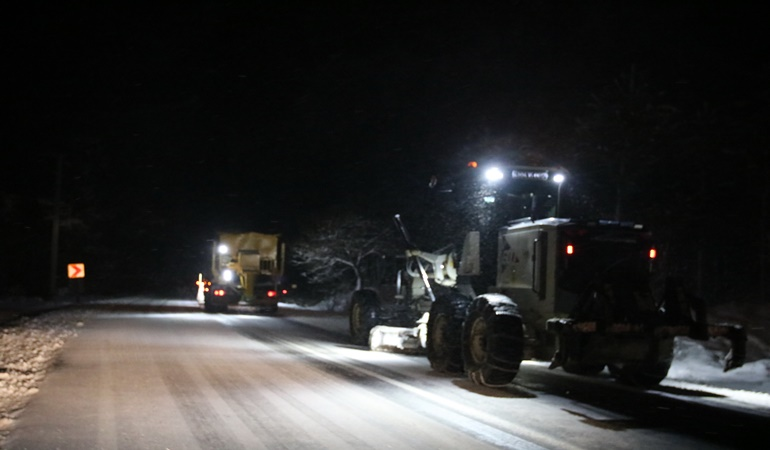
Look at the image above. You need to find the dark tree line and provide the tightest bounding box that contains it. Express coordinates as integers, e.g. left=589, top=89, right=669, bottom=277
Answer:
left=2, top=2, right=766, bottom=304
left=564, top=67, right=769, bottom=305
left=2, top=62, right=766, bottom=307
left=289, top=65, right=769, bottom=307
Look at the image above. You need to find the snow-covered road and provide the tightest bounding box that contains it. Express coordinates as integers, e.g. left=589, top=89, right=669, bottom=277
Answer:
left=1, top=298, right=769, bottom=449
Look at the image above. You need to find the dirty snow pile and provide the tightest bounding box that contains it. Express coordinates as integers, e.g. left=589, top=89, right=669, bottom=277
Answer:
left=666, top=336, right=770, bottom=399
left=0, top=310, right=86, bottom=441
left=662, top=302, right=770, bottom=402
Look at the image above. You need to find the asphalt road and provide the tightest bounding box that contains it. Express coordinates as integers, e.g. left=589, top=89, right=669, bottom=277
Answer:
left=4, top=300, right=767, bottom=449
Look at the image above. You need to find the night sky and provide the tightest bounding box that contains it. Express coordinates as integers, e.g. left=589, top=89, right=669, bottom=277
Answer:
left=2, top=2, right=767, bottom=297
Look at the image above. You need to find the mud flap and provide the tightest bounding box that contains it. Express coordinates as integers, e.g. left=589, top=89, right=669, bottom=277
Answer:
left=545, top=318, right=573, bottom=370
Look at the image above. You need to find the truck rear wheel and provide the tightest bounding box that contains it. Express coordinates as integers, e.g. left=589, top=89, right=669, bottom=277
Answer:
left=203, top=298, right=226, bottom=313
left=427, top=293, right=470, bottom=373
left=562, top=362, right=606, bottom=375
left=559, top=335, right=605, bottom=375
left=608, top=361, right=671, bottom=386
left=349, top=290, right=381, bottom=346
left=462, top=295, right=524, bottom=387
left=608, top=338, right=674, bottom=387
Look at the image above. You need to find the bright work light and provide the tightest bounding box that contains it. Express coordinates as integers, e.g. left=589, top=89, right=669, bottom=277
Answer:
left=484, top=167, right=504, bottom=182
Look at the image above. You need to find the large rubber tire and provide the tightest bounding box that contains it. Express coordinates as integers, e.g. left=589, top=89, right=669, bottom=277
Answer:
left=203, top=298, right=226, bottom=313
left=559, top=334, right=605, bottom=375
left=562, top=361, right=606, bottom=375
left=558, top=285, right=614, bottom=376
left=427, top=293, right=471, bottom=373
left=462, top=294, right=524, bottom=387
left=262, top=305, right=279, bottom=315
left=349, top=290, right=381, bottom=346
left=608, top=338, right=674, bottom=387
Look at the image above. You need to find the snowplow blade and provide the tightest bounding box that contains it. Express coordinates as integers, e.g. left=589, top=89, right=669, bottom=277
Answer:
left=546, top=319, right=747, bottom=372
left=369, top=325, right=424, bottom=354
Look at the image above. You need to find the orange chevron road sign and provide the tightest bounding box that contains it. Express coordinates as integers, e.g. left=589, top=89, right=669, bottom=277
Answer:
left=67, top=263, right=85, bottom=279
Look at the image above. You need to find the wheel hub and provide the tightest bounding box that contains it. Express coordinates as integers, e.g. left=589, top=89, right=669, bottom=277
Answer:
left=469, top=318, right=487, bottom=364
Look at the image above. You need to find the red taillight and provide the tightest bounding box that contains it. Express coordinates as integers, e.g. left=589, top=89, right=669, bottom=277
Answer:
left=214, top=289, right=226, bottom=297
left=281, top=289, right=288, bottom=295
left=566, top=244, right=574, bottom=255
left=267, top=290, right=277, bottom=298
left=649, top=248, right=657, bottom=259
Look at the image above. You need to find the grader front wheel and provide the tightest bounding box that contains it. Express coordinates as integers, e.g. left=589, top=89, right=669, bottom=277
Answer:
left=427, top=294, right=470, bottom=373
left=349, top=291, right=381, bottom=346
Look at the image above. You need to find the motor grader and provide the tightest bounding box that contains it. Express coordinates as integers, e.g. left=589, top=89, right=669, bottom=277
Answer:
left=348, top=163, right=746, bottom=387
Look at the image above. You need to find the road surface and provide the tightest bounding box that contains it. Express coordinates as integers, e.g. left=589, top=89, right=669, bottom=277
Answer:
left=5, top=300, right=767, bottom=449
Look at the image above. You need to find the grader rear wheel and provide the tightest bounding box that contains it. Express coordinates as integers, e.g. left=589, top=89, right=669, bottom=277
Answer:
left=608, top=361, right=671, bottom=387
left=462, top=295, right=524, bottom=387
left=608, top=338, right=674, bottom=387
left=562, top=361, right=606, bottom=375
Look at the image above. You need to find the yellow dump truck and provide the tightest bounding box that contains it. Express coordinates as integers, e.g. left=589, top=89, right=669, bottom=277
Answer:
left=197, top=232, right=285, bottom=313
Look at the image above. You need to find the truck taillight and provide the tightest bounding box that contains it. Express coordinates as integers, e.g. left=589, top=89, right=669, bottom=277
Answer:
left=267, top=290, right=277, bottom=298
left=214, top=289, right=226, bottom=297
left=649, top=248, right=657, bottom=259
left=566, top=244, right=574, bottom=255
left=281, top=289, right=288, bottom=295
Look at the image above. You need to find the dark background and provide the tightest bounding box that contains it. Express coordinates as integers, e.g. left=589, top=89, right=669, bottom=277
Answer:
left=1, top=2, right=767, bottom=301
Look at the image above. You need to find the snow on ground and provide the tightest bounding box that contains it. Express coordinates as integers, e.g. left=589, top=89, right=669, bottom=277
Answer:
left=286, top=299, right=770, bottom=404
left=0, top=299, right=768, bottom=446
left=0, top=309, right=88, bottom=443
left=663, top=337, right=770, bottom=409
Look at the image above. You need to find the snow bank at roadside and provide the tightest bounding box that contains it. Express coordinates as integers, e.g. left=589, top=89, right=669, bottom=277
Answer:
left=0, top=310, right=87, bottom=443
left=667, top=336, right=770, bottom=395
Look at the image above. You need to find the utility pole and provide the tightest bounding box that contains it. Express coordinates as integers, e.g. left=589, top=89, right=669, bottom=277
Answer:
left=762, top=148, right=768, bottom=304
left=49, top=154, right=63, bottom=299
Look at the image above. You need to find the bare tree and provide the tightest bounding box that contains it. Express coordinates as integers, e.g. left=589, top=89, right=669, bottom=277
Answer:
left=574, top=65, right=679, bottom=220
left=290, top=213, right=398, bottom=294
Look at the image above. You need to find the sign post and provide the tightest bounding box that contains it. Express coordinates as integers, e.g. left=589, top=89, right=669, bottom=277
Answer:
left=67, top=263, right=85, bottom=302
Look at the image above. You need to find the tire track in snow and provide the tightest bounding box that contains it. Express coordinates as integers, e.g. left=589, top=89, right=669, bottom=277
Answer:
left=229, top=316, right=572, bottom=450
